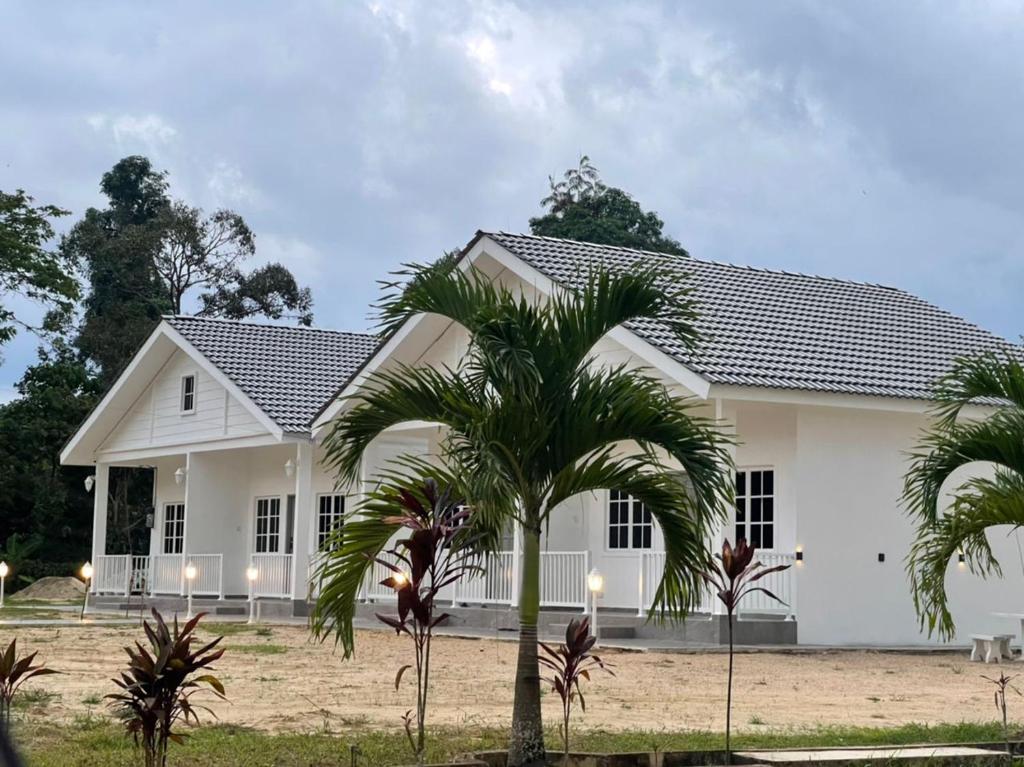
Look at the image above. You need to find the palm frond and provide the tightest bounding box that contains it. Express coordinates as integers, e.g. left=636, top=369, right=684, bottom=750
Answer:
left=932, top=351, right=1024, bottom=426
left=907, top=469, right=1024, bottom=639
left=904, top=409, right=1024, bottom=523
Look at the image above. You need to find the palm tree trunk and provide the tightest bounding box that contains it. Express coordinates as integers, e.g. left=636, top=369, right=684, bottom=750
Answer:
left=508, top=525, right=546, bottom=767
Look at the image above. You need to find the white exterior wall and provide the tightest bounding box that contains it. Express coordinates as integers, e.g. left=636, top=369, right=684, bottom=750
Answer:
left=791, top=404, right=1022, bottom=646
left=100, top=349, right=265, bottom=453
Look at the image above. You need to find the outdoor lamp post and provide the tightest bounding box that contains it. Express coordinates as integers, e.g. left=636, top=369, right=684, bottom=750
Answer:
left=80, top=561, right=93, bottom=619
left=587, top=567, right=604, bottom=643
left=246, top=565, right=258, bottom=624
left=185, top=561, right=197, bottom=619
left=0, top=561, right=8, bottom=609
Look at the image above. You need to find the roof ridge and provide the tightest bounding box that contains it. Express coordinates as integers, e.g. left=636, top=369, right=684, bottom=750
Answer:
left=483, top=230, right=903, bottom=292
left=164, top=314, right=377, bottom=339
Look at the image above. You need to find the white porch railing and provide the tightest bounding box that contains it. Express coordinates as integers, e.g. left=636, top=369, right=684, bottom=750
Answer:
left=129, top=555, right=149, bottom=594
left=453, top=551, right=515, bottom=605
left=738, top=552, right=797, bottom=619
left=187, top=554, right=224, bottom=598
left=637, top=550, right=796, bottom=619
left=538, top=551, right=587, bottom=609
left=150, top=554, right=185, bottom=595
left=94, top=555, right=130, bottom=594
left=252, top=553, right=292, bottom=598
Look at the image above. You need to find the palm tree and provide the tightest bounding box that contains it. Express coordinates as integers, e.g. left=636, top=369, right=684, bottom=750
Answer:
left=904, top=350, right=1024, bottom=639
left=311, top=257, right=733, bottom=766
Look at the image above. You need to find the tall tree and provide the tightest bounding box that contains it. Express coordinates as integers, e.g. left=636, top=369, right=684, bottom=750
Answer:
left=904, top=350, right=1024, bottom=638
left=529, top=156, right=688, bottom=256
left=0, top=189, right=78, bottom=356
left=313, top=260, right=732, bottom=766
left=66, top=156, right=315, bottom=385
left=0, top=337, right=100, bottom=560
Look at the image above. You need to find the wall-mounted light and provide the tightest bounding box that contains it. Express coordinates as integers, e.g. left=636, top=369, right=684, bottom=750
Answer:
left=174, top=467, right=187, bottom=486
left=958, top=551, right=966, bottom=570
left=84, top=475, right=95, bottom=493
left=795, top=545, right=804, bottom=564
left=284, top=458, right=296, bottom=479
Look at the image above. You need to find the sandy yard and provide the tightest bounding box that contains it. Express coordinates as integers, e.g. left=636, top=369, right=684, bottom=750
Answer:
left=7, top=621, right=1002, bottom=734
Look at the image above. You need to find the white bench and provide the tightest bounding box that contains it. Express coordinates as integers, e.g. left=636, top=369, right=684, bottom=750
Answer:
left=969, top=634, right=1014, bottom=663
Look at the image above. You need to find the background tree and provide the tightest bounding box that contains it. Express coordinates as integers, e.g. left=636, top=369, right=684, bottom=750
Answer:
left=904, top=350, right=1024, bottom=638
left=0, top=338, right=100, bottom=562
left=314, top=260, right=732, bottom=767
left=0, top=189, right=77, bottom=357
left=529, top=156, right=688, bottom=256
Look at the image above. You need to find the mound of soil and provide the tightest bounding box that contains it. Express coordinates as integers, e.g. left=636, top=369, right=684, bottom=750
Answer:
left=10, top=576, right=85, bottom=602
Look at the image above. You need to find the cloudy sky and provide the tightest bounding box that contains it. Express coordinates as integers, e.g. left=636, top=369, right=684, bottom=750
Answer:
left=2, top=1, right=1022, bottom=398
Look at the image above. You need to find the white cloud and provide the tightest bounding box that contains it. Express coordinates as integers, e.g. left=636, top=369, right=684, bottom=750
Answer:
left=206, top=161, right=261, bottom=207
left=256, top=233, right=325, bottom=285
left=87, top=112, right=178, bottom=146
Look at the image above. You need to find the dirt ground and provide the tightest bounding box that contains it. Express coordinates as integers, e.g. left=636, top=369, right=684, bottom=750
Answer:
left=10, top=621, right=1005, bottom=734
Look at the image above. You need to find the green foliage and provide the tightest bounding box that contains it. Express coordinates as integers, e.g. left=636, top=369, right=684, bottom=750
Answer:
left=13, top=719, right=1021, bottom=767
left=904, top=350, right=1024, bottom=639
left=0, top=189, right=77, bottom=356
left=107, top=609, right=226, bottom=767
left=0, top=342, right=101, bottom=559
left=529, top=156, right=687, bottom=256
left=321, top=255, right=732, bottom=762
left=538, top=617, right=614, bottom=760
left=0, top=638, right=59, bottom=731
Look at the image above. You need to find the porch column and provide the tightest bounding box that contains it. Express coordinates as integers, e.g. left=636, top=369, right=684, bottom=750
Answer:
left=712, top=398, right=738, bottom=616
left=289, top=441, right=314, bottom=607
left=90, top=463, right=110, bottom=594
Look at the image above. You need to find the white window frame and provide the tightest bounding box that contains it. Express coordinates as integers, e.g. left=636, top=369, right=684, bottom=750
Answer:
left=316, top=494, right=345, bottom=551
left=606, top=490, right=653, bottom=552
left=162, top=502, right=185, bottom=555
left=254, top=496, right=282, bottom=554
left=179, top=373, right=197, bottom=415
left=735, top=467, right=776, bottom=551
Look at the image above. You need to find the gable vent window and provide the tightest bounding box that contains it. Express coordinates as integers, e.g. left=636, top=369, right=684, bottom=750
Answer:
left=735, top=469, right=774, bottom=550
left=608, top=490, right=653, bottom=550
left=180, top=374, right=196, bottom=414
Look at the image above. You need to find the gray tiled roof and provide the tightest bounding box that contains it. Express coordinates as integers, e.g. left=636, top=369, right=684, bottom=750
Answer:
left=166, top=315, right=379, bottom=432
left=483, top=231, right=1018, bottom=400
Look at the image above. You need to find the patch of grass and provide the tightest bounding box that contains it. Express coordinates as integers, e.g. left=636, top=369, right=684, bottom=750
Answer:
left=12, top=689, right=59, bottom=711
left=227, top=643, right=287, bottom=655
left=81, top=694, right=102, bottom=706
left=200, top=622, right=260, bottom=637
left=13, top=719, right=1019, bottom=767
left=255, top=627, right=273, bottom=637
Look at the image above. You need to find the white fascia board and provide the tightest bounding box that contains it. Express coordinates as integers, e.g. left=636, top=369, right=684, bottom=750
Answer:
left=709, top=383, right=997, bottom=419
left=61, top=323, right=171, bottom=466
left=98, top=432, right=303, bottom=465
left=161, top=323, right=284, bottom=440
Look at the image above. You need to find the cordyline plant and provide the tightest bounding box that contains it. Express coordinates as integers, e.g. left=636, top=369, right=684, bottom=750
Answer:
left=982, top=672, right=1021, bottom=757
left=703, top=538, right=789, bottom=764
left=314, top=469, right=481, bottom=766
left=538, top=616, right=614, bottom=764
left=106, top=609, right=225, bottom=767
left=0, top=639, right=58, bottom=732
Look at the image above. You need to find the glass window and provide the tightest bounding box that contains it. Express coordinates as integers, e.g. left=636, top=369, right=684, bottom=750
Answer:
left=180, top=374, right=196, bottom=413
left=735, top=469, right=775, bottom=549
left=162, top=503, right=185, bottom=554
left=609, top=490, right=653, bottom=550
left=255, top=497, right=282, bottom=553
left=317, top=494, right=345, bottom=550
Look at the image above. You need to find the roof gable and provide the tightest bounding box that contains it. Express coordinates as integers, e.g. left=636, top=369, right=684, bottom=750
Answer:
left=165, top=316, right=379, bottom=433
left=484, top=231, right=1018, bottom=400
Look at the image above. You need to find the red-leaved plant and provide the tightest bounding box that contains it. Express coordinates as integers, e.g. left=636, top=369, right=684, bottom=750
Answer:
left=703, top=538, right=790, bottom=764
left=107, top=609, right=225, bottom=767
left=539, top=616, right=614, bottom=763
left=375, top=479, right=479, bottom=765
left=0, top=639, right=58, bottom=732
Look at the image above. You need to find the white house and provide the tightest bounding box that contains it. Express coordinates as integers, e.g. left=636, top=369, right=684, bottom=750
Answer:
left=61, top=231, right=1022, bottom=646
